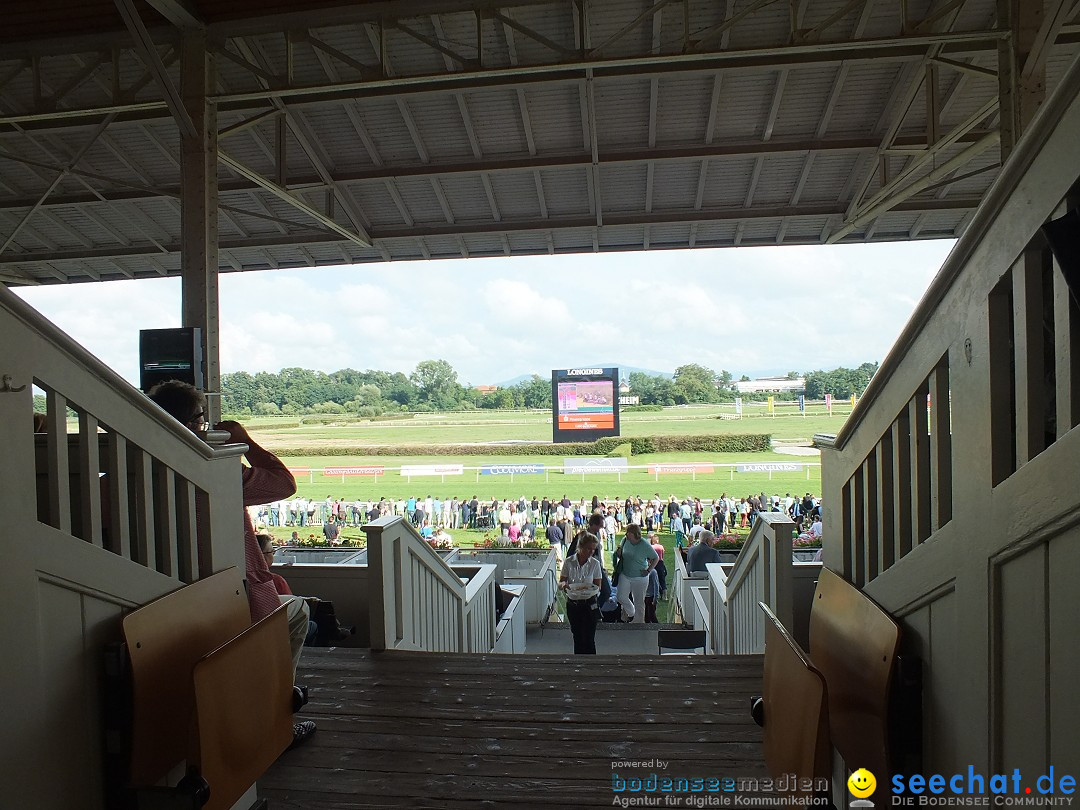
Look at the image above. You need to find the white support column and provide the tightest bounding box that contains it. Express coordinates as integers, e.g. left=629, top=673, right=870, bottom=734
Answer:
left=179, top=31, right=220, bottom=421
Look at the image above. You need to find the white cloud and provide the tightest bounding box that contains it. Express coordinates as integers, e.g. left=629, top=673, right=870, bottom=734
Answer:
left=16, top=277, right=181, bottom=383
left=13, top=240, right=955, bottom=385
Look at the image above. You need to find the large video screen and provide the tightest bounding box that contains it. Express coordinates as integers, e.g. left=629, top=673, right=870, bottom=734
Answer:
left=551, top=367, right=620, bottom=443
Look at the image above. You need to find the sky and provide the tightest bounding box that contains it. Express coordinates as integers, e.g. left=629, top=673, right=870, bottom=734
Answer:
left=14, top=240, right=954, bottom=387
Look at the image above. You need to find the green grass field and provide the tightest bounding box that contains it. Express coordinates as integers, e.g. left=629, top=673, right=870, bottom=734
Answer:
left=243, top=403, right=843, bottom=503
left=247, top=402, right=851, bottom=449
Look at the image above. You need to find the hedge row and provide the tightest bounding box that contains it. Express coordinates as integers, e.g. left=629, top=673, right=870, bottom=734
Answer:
left=275, top=434, right=771, bottom=457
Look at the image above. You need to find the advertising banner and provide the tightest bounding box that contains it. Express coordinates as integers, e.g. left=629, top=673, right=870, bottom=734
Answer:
left=647, top=464, right=715, bottom=474
left=798, top=395, right=805, bottom=412
left=825, top=393, right=833, bottom=413
left=400, top=464, right=464, bottom=477
left=323, top=466, right=384, bottom=476
left=767, top=395, right=775, bottom=413
left=736, top=462, right=804, bottom=473
left=734, top=462, right=803, bottom=475
left=734, top=397, right=742, bottom=415
left=562, top=457, right=629, bottom=474
left=481, top=464, right=545, bottom=475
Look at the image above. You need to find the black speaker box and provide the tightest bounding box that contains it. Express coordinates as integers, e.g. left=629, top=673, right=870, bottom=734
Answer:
left=139, top=327, right=203, bottom=392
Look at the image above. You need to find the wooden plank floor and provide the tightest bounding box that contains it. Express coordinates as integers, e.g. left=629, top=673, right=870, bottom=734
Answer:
left=260, top=648, right=766, bottom=809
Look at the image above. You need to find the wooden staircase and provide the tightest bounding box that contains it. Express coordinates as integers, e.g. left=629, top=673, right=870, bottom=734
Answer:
left=261, top=648, right=766, bottom=808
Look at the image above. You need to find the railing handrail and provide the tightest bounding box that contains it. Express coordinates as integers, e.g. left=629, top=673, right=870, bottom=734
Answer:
left=834, top=53, right=1080, bottom=451
left=363, top=514, right=497, bottom=652
left=727, top=512, right=793, bottom=601
left=463, top=564, right=496, bottom=604
left=4, top=286, right=250, bottom=584
left=690, top=586, right=712, bottom=652
left=1, top=285, right=240, bottom=461
left=710, top=512, right=795, bottom=654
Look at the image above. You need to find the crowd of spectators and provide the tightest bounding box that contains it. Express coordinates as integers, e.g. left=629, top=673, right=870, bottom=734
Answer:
left=255, top=491, right=821, bottom=538
left=253, top=488, right=823, bottom=640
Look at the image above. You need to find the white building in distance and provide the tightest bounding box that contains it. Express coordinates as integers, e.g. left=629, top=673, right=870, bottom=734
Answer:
left=734, top=376, right=806, bottom=394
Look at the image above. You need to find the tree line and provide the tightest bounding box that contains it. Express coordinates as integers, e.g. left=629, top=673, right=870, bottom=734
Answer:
left=218, top=360, right=880, bottom=416
left=219, top=360, right=548, bottom=416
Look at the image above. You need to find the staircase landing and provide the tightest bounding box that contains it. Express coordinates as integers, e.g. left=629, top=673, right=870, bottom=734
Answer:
left=260, top=648, right=766, bottom=808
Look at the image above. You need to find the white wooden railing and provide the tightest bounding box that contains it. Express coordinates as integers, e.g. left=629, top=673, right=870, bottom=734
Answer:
left=690, top=586, right=713, bottom=653
left=0, top=285, right=247, bottom=810
left=818, top=56, right=1080, bottom=773
left=670, top=544, right=709, bottom=626
left=364, top=515, right=497, bottom=653
left=670, top=545, right=690, bottom=621
left=708, top=513, right=795, bottom=654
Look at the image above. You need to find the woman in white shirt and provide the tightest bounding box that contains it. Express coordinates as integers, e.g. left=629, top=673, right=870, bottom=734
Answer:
left=559, top=532, right=603, bottom=654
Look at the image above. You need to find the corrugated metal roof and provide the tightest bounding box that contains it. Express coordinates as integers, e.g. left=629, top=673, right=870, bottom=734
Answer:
left=0, top=0, right=1077, bottom=285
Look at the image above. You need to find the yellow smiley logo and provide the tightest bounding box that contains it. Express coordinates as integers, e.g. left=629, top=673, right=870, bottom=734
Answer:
left=848, top=769, right=877, bottom=798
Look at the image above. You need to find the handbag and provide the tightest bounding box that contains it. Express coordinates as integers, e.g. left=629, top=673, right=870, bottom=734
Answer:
left=611, top=541, right=626, bottom=586
left=310, top=599, right=355, bottom=645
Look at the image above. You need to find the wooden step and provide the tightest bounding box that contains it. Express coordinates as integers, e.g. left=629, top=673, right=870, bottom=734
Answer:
left=260, top=648, right=766, bottom=808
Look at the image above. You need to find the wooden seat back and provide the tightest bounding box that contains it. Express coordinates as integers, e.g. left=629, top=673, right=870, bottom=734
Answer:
left=192, top=606, right=294, bottom=810
left=760, top=603, right=830, bottom=789
left=809, top=567, right=901, bottom=779
left=657, top=628, right=707, bottom=655
left=122, top=568, right=250, bottom=787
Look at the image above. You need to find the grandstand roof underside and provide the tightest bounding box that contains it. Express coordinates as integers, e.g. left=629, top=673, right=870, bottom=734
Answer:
left=1, top=0, right=1078, bottom=285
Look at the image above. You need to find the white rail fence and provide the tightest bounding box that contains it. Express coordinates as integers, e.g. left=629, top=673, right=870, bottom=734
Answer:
left=286, top=461, right=821, bottom=485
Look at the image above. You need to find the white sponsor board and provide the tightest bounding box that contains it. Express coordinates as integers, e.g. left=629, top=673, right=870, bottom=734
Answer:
left=562, top=457, right=629, bottom=474
left=736, top=462, right=804, bottom=473
left=400, top=464, right=465, bottom=476
left=648, top=463, right=715, bottom=474
left=481, top=464, right=545, bottom=475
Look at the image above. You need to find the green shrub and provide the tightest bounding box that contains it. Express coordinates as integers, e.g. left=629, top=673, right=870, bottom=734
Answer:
left=297, top=413, right=349, bottom=425
left=606, top=443, right=633, bottom=459
left=274, top=433, right=770, bottom=457
left=245, top=419, right=301, bottom=429
left=648, top=434, right=770, bottom=453
left=623, top=404, right=663, bottom=412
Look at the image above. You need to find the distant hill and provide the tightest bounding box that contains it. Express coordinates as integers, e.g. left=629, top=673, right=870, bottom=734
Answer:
left=493, top=365, right=672, bottom=388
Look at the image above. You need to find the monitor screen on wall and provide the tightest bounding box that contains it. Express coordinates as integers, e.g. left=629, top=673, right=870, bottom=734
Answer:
left=551, top=367, right=620, bottom=443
